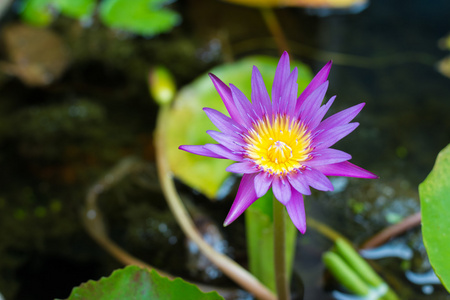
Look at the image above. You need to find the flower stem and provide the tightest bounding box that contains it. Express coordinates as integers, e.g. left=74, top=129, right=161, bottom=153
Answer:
left=273, top=195, right=290, bottom=300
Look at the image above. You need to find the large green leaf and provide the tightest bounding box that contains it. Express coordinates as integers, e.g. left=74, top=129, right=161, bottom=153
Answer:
left=62, top=265, right=223, bottom=299
left=419, top=144, right=450, bottom=292
left=99, top=0, right=180, bottom=36
left=245, top=190, right=297, bottom=291
left=168, top=56, right=312, bottom=198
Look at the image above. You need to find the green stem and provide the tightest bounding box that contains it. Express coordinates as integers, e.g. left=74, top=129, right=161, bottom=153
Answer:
left=273, top=195, right=290, bottom=300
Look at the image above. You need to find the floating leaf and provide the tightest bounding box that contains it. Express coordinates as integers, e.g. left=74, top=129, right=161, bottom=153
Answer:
left=62, top=265, right=224, bottom=300
left=99, top=0, right=180, bottom=36
left=420, top=144, right=450, bottom=292
left=167, top=56, right=312, bottom=199
left=54, top=0, right=95, bottom=19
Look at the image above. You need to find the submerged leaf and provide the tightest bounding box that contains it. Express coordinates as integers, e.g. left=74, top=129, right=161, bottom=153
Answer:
left=167, top=56, right=312, bottom=199
left=420, top=144, right=450, bottom=292
left=99, top=0, right=180, bottom=36
left=62, top=265, right=224, bottom=300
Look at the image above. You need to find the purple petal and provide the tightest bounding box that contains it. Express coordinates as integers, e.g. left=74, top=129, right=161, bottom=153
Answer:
left=230, top=84, right=257, bottom=128
left=307, top=96, right=336, bottom=130
left=297, top=81, right=329, bottom=121
left=313, top=123, right=359, bottom=150
left=203, top=144, right=243, bottom=161
left=305, top=168, right=334, bottom=191
left=305, top=148, right=352, bottom=167
left=272, top=176, right=292, bottom=205
left=179, top=144, right=226, bottom=159
left=207, top=130, right=244, bottom=152
left=286, top=188, right=306, bottom=234
left=226, top=161, right=258, bottom=174
left=251, top=66, right=272, bottom=117
left=224, top=173, right=258, bottom=226
left=287, top=171, right=311, bottom=195
left=280, top=67, right=298, bottom=116
left=254, top=171, right=274, bottom=197
left=209, top=73, right=243, bottom=124
left=314, top=161, right=378, bottom=179
left=272, top=51, right=290, bottom=114
left=203, top=108, right=243, bottom=136
left=297, top=61, right=332, bottom=109
left=317, top=103, right=365, bottom=132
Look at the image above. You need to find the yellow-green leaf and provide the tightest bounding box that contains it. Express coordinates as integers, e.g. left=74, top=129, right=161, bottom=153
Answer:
left=419, top=144, right=450, bottom=292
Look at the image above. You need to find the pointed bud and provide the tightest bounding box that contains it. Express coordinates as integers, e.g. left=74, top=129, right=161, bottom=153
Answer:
left=148, top=66, right=176, bottom=105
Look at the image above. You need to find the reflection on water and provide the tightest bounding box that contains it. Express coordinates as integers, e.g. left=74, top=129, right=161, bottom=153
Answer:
left=332, top=283, right=387, bottom=300
left=405, top=269, right=441, bottom=295
left=360, top=241, right=413, bottom=260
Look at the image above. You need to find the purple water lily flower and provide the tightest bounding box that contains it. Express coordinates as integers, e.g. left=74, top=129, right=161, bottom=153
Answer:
left=179, top=52, right=377, bottom=234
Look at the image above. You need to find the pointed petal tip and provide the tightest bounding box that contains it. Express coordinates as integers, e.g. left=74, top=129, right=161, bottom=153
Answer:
left=367, top=172, right=379, bottom=179
left=223, top=210, right=239, bottom=227
left=355, top=102, right=366, bottom=111
left=355, top=168, right=379, bottom=179
left=286, top=191, right=307, bottom=234
left=320, top=61, right=332, bottom=74
left=208, top=72, right=218, bottom=80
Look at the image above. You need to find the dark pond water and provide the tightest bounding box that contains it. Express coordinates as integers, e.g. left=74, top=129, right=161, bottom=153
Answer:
left=0, top=0, right=449, bottom=299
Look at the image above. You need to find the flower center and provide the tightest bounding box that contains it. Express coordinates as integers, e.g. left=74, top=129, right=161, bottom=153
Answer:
left=243, top=114, right=312, bottom=175
left=267, top=141, right=292, bottom=163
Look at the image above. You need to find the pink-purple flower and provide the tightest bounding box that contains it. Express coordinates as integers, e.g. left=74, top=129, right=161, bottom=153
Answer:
left=179, top=52, right=377, bottom=234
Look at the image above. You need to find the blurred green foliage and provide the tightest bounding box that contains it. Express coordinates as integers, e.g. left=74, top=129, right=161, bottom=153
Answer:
left=99, top=0, right=180, bottom=36
left=18, top=0, right=180, bottom=36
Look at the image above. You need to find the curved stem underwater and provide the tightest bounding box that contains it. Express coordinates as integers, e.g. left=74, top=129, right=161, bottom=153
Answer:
left=273, top=195, right=290, bottom=300
left=155, top=104, right=276, bottom=300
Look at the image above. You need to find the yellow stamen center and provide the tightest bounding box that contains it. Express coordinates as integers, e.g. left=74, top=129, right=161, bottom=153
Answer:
left=243, top=114, right=312, bottom=175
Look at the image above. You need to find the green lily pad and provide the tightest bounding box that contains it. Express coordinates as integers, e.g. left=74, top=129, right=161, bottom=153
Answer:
left=54, top=0, right=95, bottom=19
left=99, top=0, right=180, bottom=36
left=419, top=144, right=450, bottom=292
left=167, top=56, right=312, bottom=199
left=62, top=265, right=224, bottom=299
